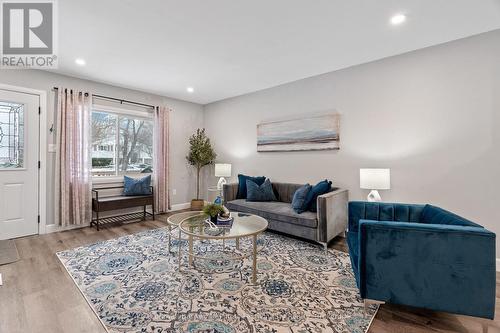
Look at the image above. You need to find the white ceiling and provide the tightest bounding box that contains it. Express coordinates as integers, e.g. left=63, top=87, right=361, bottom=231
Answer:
left=53, top=0, right=500, bottom=104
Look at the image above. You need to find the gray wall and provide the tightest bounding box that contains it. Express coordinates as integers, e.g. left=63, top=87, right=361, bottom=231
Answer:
left=0, top=69, right=204, bottom=226
left=204, top=30, right=500, bottom=255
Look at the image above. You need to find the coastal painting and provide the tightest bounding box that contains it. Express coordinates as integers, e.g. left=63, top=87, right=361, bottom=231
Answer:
left=257, top=113, right=340, bottom=152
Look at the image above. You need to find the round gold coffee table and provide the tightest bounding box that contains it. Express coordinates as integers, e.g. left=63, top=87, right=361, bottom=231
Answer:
left=179, top=212, right=268, bottom=284
left=164, top=211, right=201, bottom=253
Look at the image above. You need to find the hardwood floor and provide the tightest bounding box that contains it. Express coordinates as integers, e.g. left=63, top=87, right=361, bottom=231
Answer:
left=0, top=216, right=499, bottom=333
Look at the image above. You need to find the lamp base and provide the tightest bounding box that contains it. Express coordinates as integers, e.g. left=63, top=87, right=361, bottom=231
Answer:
left=367, top=190, right=382, bottom=202
left=217, top=177, right=227, bottom=190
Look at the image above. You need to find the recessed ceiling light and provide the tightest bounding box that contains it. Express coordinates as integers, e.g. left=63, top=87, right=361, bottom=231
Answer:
left=187, top=87, right=194, bottom=93
left=75, top=58, right=86, bottom=66
left=390, top=14, right=407, bottom=25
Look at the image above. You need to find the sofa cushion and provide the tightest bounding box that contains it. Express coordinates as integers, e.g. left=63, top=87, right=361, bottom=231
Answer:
left=271, top=183, right=303, bottom=203
left=226, top=199, right=318, bottom=228
left=236, top=174, right=266, bottom=199
left=304, top=179, right=332, bottom=212
left=419, top=204, right=481, bottom=228
left=246, top=178, right=277, bottom=202
left=291, top=184, right=312, bottom=213
left=267, top=218, right=318, bottom=241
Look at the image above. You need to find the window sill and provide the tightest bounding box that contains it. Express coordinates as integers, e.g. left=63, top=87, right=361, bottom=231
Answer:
left=92, top=176, right=124, bottom=184
left=92, top=174, right=153, bottom=184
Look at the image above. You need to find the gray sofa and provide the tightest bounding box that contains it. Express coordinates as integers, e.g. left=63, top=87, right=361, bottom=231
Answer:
left=223, top=182, right=348, bottom=249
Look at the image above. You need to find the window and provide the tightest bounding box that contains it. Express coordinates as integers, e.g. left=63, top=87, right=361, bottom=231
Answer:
left=91, top=109, right=153, bottom=177
left=0, top=101, right=24, bottom=169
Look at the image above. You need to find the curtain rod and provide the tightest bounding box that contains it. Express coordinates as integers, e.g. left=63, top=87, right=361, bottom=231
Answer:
left=52, top=87, right=157, bottom=109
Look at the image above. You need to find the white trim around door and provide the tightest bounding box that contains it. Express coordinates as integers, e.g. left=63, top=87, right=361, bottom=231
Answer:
left=0, top=83, right=47, bottom=236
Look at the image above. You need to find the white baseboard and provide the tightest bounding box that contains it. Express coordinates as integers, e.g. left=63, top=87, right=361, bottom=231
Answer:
left=45, top=222, right=90, bottom=233
left=169, top=202, right=191, bottom=211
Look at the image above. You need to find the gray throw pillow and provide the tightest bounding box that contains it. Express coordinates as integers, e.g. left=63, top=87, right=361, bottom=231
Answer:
left=246, top=178, right=277, bottom=202
left=291, top=184, right=312, bottom=213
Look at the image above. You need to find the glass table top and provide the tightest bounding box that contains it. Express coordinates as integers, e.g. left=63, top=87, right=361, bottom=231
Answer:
left=179, top=212, right=268, bottom=239
left=164, top=211, right=202, bottom=226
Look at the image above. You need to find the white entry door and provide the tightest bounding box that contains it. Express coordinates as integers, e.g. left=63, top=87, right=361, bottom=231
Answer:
left=0, top=89, right=39, bottom=239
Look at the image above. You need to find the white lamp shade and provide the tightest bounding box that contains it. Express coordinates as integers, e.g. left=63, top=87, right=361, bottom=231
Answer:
left=215, top=163, right=232, bottom=177
left=360, top=168, right=391, bottom=190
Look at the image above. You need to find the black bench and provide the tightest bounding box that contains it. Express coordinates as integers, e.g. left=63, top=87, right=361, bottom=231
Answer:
left=91, top=186, right=155, bottom=230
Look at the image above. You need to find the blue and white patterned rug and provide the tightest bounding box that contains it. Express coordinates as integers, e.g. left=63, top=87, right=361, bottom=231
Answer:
left=57, top=227, right=377, bottom=333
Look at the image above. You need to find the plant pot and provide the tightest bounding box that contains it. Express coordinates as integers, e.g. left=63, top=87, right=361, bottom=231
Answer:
left=210, top=215, right=218, bottom=223
left=191, top=199, right=204, bottom=211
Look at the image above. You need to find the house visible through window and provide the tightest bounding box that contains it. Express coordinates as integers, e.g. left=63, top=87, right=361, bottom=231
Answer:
left=91, top=109, right=153, bottom=177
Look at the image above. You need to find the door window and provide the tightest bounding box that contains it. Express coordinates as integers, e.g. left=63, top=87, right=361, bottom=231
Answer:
left=0, top=101, right=24, bottom=169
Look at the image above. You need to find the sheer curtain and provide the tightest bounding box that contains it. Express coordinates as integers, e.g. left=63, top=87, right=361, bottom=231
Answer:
left=54, top=88, right=92, bottom=226
left=153, top=106, right=171, bottom=213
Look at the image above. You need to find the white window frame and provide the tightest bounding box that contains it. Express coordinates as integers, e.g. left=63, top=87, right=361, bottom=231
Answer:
left=91, top=103, right=154, bottom=182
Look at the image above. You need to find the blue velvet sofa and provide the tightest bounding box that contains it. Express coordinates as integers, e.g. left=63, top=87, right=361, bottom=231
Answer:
left=347, top=201, right=496, bottom=319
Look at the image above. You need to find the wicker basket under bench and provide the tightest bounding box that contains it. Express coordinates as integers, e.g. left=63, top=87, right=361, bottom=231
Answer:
left=91, top=186, right=155, bottom=230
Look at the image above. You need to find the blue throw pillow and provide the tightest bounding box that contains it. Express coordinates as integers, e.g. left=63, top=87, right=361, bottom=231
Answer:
left=237, top=174, right=266, bottom=199
left=246, top=178, right=277, bottom=202
left=123, top=175, right=152, bottom=196
left=304, top=179, right=332, bottom=212
left=291, top=184, right=312, bottom=214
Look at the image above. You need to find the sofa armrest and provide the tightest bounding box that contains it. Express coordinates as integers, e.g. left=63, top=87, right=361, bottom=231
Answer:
left=359, top=220, right=496, bottom=319
left=317, top=188, right=348, bottom=243
left=223, top=183, right=239, bottom=203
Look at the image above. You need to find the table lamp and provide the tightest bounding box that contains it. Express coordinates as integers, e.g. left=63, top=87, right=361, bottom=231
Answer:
left=215, top=163, right=232, bottom=190
left=360, top=168, right=390, bottom=202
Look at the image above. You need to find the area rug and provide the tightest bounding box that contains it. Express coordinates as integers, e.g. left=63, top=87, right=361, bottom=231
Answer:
left=57, top=228, right=378, bottom=333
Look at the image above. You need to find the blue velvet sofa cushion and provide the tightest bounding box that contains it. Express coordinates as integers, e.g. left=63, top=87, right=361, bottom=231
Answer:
left=419, top=204, right=482, bottom=227
left=348, top=201, right=424, bottom=233
left=291, top=184, right=312, bottom=213
left=304, top=179, right=332, bottom=212
left=246, top=178, right=277, bottom=202
left=347, top=201, right=496, bottom=319
left=237, top=174, right=266, bottom=199
left=123, top=175, right=152, bottom=196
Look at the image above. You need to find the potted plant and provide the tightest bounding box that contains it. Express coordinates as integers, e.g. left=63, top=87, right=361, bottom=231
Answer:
left=186, top=128, right=217, bottom=210
left=203, top=203, right=224, bottom=223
